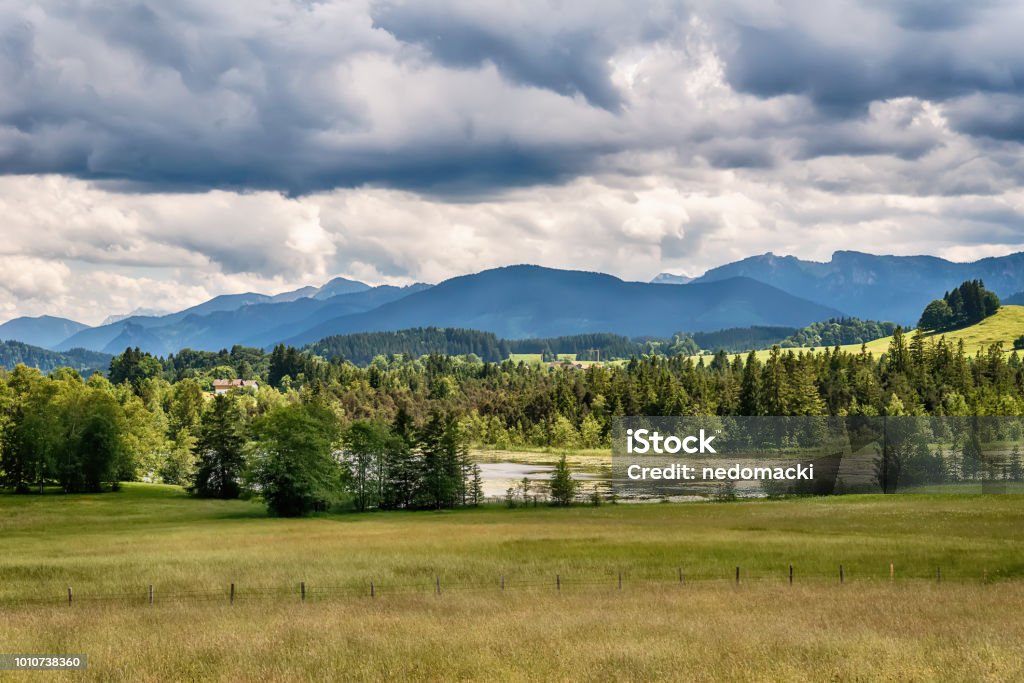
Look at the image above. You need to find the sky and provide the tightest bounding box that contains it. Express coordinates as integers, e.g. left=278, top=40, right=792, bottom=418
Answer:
left=2, top=0, right=1024, bottom=325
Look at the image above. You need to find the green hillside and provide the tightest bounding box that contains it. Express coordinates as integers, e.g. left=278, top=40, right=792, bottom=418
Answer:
left=0, top=339, right=111, bottom=375
left=705, top=305, right=1024, bottom=362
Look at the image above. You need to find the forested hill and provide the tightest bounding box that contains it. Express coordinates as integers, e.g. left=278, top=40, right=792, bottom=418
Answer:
left=306, top=329, right=645, bottom=365
left=307, top=328, right=511, bottom=363
left=0, top=340, right=112, bottom=375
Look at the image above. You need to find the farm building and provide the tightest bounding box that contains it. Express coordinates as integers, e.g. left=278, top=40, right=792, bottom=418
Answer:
left=212, top=379, right=259, bottom=394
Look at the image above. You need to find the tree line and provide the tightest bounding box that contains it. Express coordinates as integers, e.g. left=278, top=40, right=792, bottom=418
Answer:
left=779, top=318, right=898, bottom=348
left=0, top=364, right=492, bottom=516
left=4, top=303, right=1024, bottom=509
left=307, top=329, right=650, bottom=365
left=0, top=341, right=111, bottom=376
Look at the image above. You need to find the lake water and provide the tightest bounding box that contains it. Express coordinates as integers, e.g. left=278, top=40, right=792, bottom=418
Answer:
left=476, top=462, right=604, bottom=499
left=474, top=451, right=877, bottom=502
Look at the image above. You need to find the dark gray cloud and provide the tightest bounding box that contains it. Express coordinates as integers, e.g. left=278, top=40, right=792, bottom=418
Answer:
left=724, top=24, right=1023, bottom=116
left=0, top=0, right=1023, bottom=199
left=881, top=0, right=995, bottom=32
left=714, top=0, right=1023, bottom=126
left=372, top=5, right=626, bottom=111
left=945, top=94, right=1024, bottom=141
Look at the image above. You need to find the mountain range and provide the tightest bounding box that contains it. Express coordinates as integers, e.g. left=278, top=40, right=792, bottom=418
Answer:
left=0, top=315, right=90, bottom=349
left=690, top=250, right=1024, bottom=324
left=2, top=250, right=1023, bottom=357
left=55, top=279, right=421, bottom=356
left=651, top=272, right=693, bottom=285
left=280, top=266, right=838, bottom=347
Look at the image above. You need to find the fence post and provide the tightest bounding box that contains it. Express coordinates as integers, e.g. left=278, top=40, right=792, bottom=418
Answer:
left=839, top=564, right=844, bottom=584
left=435, top=576, right=441, bottom=595
left=370, top=580, right=375, bottom=598
left=230, top=583, right=235, bottom=604
left=67, top=586, right=72, bottom=607
left=936, top=567, right=941, bottom=583
left=149, top=584, right=154, bottom=606
left=890, top=562, right=894, bottom=581
left=735, top=566, right=740, bottom=585
left=556, top=574, right=561, bottom=592
left=789, top=564, right=793, bottom=585
left=678, top=568, right=683, bottom=584
left=500, top=575, right=505, bottom=592
left=301, top=581, right=306, bottom=602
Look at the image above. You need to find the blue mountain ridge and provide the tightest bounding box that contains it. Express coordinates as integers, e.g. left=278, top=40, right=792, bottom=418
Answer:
left=281, top=265, right=842, bottom=347
left=0, top=315, right=90, bottom=349
left=693, top=250, right=1024, bottom=324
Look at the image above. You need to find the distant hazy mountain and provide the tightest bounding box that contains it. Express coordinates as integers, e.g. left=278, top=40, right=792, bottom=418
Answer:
left=692, top=250, right=1024, bottom=324
left=56, top=276, right=375, bottom=353
left=651, top=273, right=693, bottom=285
left=244, top=284, right=431, bottom=349
left=58, top=292, right=281, bottom=352
left=102, top=308, right=169, bottom=326
left=282, top=265, right=841, bottom=347
left=61, top=284, right=430, bottom=355
left=0, top=315, right=90, bottom=349
left=313, top=277, right=372, bottom=300
left=1004, top=291, right=1024, bottom=306
left=270, top=286, right=318, bottom=302
left=45, top=253, right=1022, bottom=357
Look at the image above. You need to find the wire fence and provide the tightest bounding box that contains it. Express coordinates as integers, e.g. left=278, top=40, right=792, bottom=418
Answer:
left=0, top=564, right=1008, bottom=609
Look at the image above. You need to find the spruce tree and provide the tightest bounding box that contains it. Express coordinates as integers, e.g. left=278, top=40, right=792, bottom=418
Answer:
left=549, top=454, right=578, bottom=506
left=191, top=394, right=246, bottom=499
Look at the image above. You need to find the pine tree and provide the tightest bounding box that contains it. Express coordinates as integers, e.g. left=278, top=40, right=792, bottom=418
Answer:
left=888, top=327, right=909, bottom=375
left=739, top=351, right=762, bottom=416
left=761, top=347, right=789, bottom=415
left=549, top=454, right=578, bottom=506
left=470, top=464, right=484, bottom=505
left=191, top=394, right=246, bottom=499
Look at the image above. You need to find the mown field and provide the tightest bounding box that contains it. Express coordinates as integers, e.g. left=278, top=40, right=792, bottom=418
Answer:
left=699, top=303, right=1024, bottom=363
left=2, top=485, right=1023, bottom=681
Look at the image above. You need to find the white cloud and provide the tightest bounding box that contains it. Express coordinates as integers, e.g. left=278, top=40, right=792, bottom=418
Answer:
left=0, top=0, right=1023, bottom=325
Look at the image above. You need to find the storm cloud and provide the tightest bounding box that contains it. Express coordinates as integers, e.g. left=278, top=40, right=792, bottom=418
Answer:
left=0, top=0, right=1023, bottom=323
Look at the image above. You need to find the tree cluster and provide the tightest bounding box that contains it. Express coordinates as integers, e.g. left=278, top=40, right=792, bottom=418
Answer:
left=780, top=318, right=897, bottom=348
left=918, top=280, right=1000, bottom=332
left=0, top=367, right=159, bottom=493
left=340, top=410, right=480, bottom=512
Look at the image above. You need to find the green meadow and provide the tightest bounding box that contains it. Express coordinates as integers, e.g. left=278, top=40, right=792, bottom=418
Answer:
left=2, top=485, right=1024, bottom=680
left=699, top=303, right=1024, bottom=363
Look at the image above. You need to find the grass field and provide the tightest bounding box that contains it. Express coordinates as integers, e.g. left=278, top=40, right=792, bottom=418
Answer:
left=2, top=485, right=1024, bottom=680
left=506, top=353, right=611, bottom=368
left=698, top=304, right=1024, bottom=363
left=508, top=353, right=577, bottom=364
